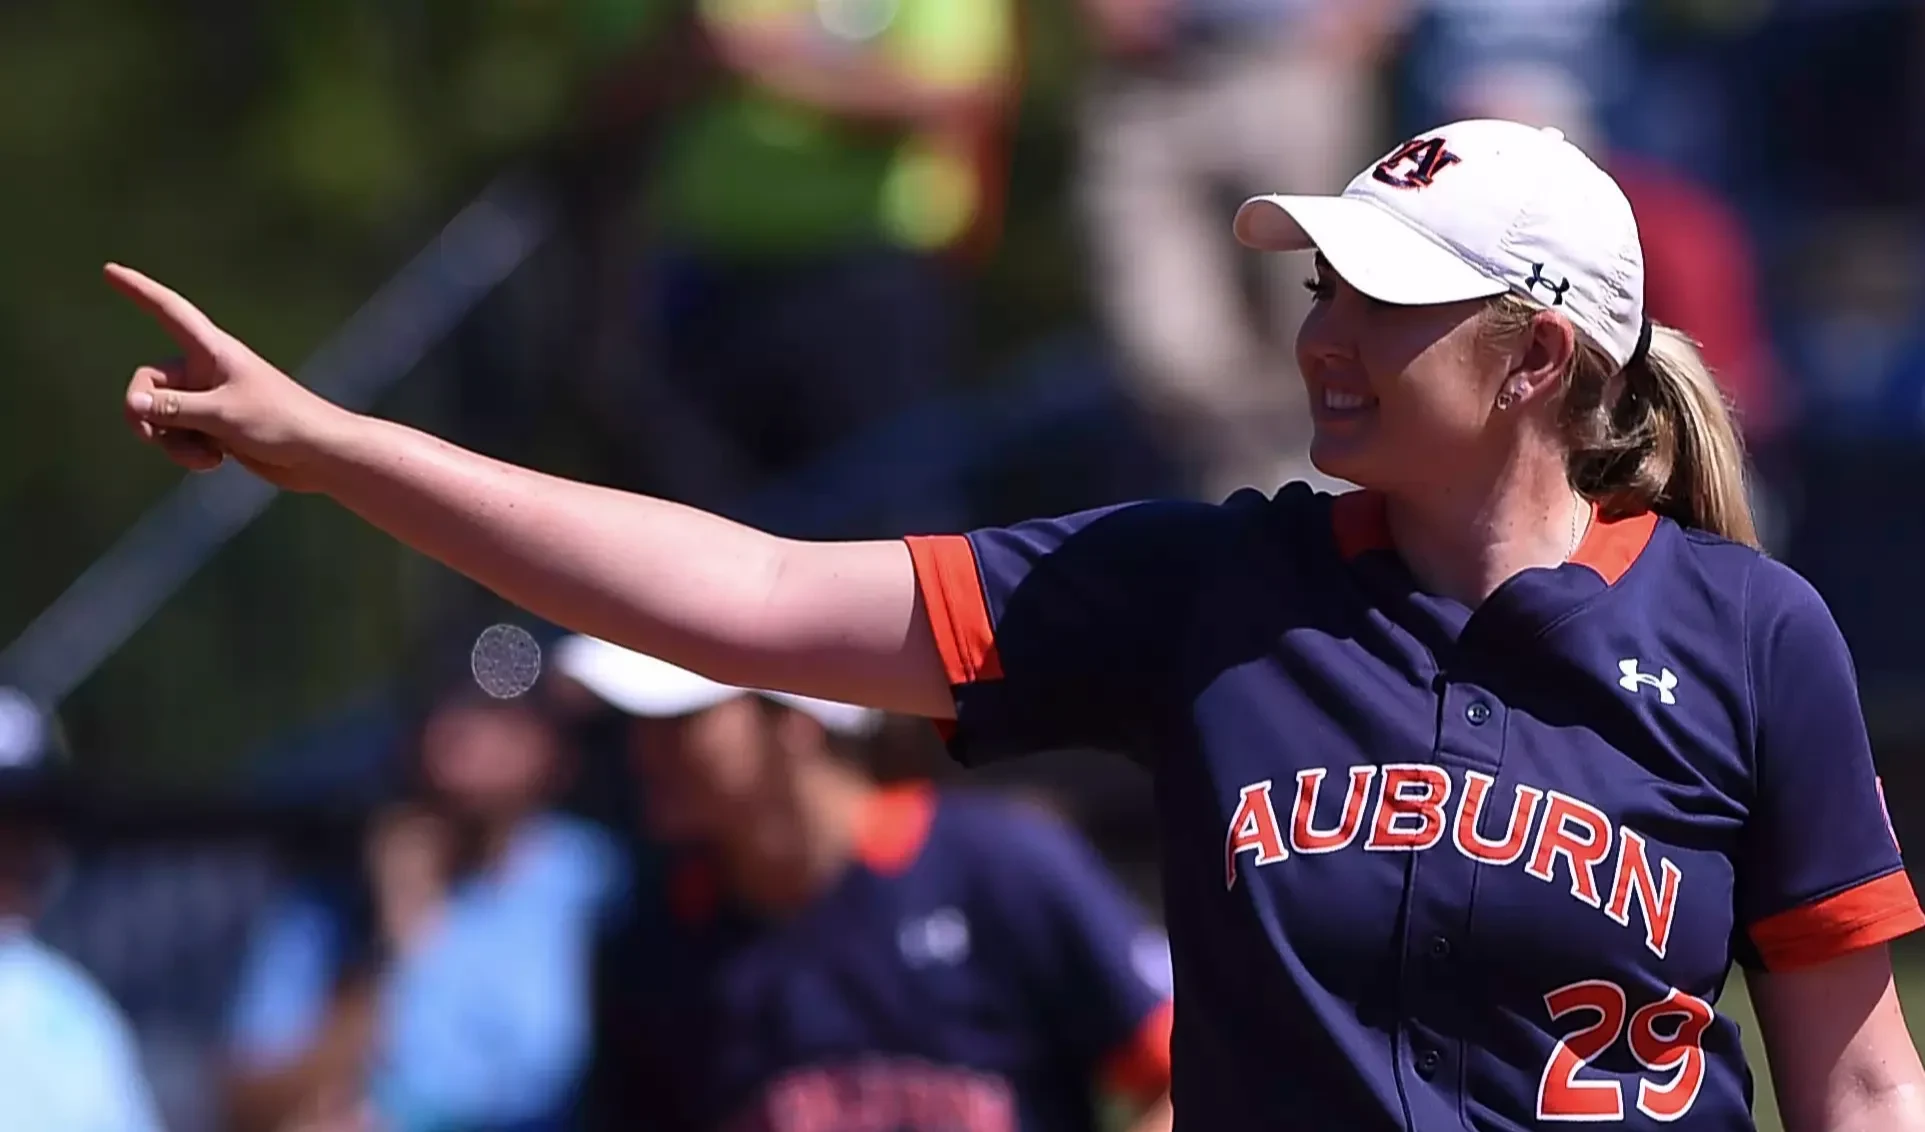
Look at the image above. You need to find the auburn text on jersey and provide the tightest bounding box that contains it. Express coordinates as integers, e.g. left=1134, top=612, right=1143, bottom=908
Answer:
left=1225, top=763, right=1681, bottom=958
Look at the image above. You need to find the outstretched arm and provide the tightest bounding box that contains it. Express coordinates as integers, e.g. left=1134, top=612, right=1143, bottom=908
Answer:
left=107, top=265, right=954, bottom=718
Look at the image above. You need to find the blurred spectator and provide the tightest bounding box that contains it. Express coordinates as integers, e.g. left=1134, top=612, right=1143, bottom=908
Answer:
left=1075, top=0, right=1403, bottom=500
left=0, top=740, right=165, bottom=1132
left=634, top=0, right=1021, bottom=529
left=1398, top=0, right=1629, bottom=133
left=223, top=688, right=626, bottom=1132
left=1442, top=64, right=1785, bottom=441
left=552, top=638, right=1174, bottom=1132
left=1782, top=214, right=1925, bottom=436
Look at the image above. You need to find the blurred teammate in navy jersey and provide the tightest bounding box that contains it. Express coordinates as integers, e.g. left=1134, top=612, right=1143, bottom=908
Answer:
left=114, top=114, right=1925, bottom=1128
left=550, top=636, right=1174, bottom=1132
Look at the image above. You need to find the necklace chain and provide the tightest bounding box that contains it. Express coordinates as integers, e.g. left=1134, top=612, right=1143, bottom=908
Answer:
left=1568, top=492, right=1589, bottom=560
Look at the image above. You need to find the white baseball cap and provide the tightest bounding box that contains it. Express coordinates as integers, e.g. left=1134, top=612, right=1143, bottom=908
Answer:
left=1234, top=118, right=1647, bottom=368
left=551, top=635, right=882, bottom=738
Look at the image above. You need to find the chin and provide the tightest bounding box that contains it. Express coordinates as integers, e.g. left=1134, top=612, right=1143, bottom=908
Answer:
left=1308, top=434, right=1376, bottom=488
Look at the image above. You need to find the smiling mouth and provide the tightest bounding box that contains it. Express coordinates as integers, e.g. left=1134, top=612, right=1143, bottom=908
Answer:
left=1320, top=388, right=1377, bottom=412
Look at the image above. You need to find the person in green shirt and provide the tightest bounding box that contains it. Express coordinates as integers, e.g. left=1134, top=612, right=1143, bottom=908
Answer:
left=639, top=0, right=1020, bottom=527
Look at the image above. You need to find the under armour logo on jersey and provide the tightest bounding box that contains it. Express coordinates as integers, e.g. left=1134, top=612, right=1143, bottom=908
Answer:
left=1617, top=659, right=1678, bottom=705
left=1372, top=136, right=1461, bottom=190
left=1526, top=264, right=1571, bottom=306
left=898, top=907, right=970, bottom=967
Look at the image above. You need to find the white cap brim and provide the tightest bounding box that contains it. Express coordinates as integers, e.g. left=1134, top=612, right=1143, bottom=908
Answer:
left=551, top=636, right=882, bottom=738
left=1234, top=194, right=1509, bottom=307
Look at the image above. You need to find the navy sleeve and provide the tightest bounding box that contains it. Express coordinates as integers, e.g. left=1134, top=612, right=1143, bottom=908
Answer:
left=983, top=802, right=1173, bottom=1101
left=1736, top=558, right=1925, bottom=971
left=906, top=496, right=1253, bottom=765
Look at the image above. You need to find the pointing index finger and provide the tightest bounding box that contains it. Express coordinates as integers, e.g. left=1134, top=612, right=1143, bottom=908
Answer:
left=103, top=263, right=223, bottom=353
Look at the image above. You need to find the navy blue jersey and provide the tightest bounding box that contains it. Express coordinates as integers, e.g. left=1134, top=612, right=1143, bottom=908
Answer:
left=905, top=484, right=1925, bottom=1131
left=587, top=785, right=1172, bottom=1132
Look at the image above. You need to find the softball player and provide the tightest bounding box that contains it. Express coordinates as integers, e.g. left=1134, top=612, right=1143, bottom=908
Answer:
left=113, top=117, right=1925, bottom=1129
left=551, top=636, right=1174, bottom=1132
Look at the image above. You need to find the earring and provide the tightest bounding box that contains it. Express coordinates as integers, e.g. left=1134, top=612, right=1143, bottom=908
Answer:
left=1495, top=388, right=1519, bottom=410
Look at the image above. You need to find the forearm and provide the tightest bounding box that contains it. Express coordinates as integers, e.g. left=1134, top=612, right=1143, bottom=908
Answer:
left=311, top=415, right=945, bottom=713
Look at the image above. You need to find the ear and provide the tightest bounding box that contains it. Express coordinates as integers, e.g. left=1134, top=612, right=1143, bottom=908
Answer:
left=1503, top=310, right=1579, bottom=407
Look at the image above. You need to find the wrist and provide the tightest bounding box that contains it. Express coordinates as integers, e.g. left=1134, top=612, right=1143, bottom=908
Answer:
left=303, top=406, right=384, bottom=494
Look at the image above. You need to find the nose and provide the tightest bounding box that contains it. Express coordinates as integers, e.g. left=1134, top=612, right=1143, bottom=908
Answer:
left=1295, top=302, right=1356, bottom=381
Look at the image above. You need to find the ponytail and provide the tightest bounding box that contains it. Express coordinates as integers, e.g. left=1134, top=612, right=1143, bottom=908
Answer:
left=1604, top=325, right=1759, bottom=548
left=1486, top=295, right=1762, bottom=548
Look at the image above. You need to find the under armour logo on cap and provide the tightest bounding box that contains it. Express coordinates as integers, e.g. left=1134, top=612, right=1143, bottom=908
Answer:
left=1526, top=264, right=1571, bottom=306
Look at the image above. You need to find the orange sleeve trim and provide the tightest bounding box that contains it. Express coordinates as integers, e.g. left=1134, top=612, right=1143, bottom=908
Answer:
left=1102, top=999, right=1173, bottom=1103
left=904, top=535, right=1003, bottom=686
left=1750, top=871, right=1925, bottom=972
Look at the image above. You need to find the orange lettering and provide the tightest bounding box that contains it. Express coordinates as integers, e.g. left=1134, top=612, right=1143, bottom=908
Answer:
left=1225, top=780, right=1287, bottom=888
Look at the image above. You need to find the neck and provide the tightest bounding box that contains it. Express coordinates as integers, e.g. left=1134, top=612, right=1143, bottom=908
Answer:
left=1385, top=445, right=1587, bottom=606
left=722, top=758, right=874, bottom=915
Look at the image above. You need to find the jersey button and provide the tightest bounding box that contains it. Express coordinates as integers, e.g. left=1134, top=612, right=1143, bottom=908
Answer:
left=1429, top=936, right=1452, bottom=960
left=1465, top=701, right=1492, bottom=725
left=1415, top=1047, right=1442, bottom=1079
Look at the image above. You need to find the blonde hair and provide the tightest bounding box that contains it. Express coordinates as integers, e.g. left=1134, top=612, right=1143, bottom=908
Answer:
left=1487, top=295, right=1760, bottom=548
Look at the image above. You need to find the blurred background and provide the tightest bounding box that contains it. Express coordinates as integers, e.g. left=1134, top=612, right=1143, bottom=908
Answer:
left=1, top=0, right=1923, bottom=1129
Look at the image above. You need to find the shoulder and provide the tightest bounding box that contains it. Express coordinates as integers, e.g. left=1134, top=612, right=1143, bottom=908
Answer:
left=514, top=815, right=631, bottom=908
left=3, top=937, right=138, bottom=1045
left=1661, top=527, right=1844, bottom=647
left=1653, top=527, right=1837, bottom=648
left=1660, top=526, right=1854, bottom=701
left=1737, top=549, right=1855, bottom=688
left=961, top=484, right=1327, bottom=586
left=1642, top=523, right=1777, bottom=616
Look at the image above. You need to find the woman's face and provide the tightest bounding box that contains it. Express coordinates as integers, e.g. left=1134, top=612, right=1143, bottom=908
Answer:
left=1295, top=254, right=1508, bottom=492
left=419, top=702, right=560, bottom=824
left=627, top=697, right=777, bottom=846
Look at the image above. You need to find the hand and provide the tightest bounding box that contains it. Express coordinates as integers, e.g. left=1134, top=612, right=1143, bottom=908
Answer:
left=368, top=807, right=451, bottom=954
left=106, top=264, right=353, bottom=492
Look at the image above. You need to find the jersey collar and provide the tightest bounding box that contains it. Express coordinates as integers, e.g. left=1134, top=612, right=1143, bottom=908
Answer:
left=853, top=782, right=937, bottom=877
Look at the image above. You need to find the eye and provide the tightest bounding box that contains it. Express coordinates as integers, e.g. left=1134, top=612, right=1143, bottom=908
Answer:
left=1302, top=275, right=1334, bottom=302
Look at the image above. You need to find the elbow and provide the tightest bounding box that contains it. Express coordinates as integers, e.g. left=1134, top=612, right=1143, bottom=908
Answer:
left=1834, top=1078, right=1925, bottom=1131
left=645, top=534, right=811, bottom=689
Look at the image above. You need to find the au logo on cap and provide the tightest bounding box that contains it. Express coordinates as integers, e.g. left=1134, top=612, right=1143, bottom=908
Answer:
left=1372, top=137, right=1461, bottom=190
